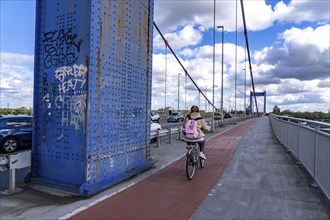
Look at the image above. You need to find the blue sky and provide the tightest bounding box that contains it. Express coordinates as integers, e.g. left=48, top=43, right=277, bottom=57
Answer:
left=0, top=0, right=329, bottom=113
left=0, top=1, right=35, bottom=54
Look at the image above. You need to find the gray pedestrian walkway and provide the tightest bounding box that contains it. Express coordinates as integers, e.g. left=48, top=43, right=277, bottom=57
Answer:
left=192, top=116, right=330, bottom=219
left=0, top=117, right=329, bottom=219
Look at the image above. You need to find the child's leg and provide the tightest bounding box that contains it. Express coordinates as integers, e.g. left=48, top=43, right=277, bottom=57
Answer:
left=198, top=140, right=205, bottom=152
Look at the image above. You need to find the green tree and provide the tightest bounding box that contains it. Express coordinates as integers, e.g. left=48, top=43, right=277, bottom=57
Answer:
left=273, top=105, right=280, bottom=113
left=17, top=107, right=30, bottom=115
left=0, top=107, right=32, bottom=116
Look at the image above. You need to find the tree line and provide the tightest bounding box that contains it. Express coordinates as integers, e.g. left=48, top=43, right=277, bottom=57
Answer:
left=0, top=107, right=33, bottom=116
left=273, top=105, right=329, bottom=122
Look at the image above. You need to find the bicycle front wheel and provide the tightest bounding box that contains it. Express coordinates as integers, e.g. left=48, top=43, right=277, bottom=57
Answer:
left=186, top=155, right=196, bottom=180
left=199, top=157, right=205, bottom=168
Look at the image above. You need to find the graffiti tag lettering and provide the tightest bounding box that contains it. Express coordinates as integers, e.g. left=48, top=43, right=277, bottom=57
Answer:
left=54, top=63, right=87, bottom=132
left=55, top=94, right=87, bottom=132
left=43, top=28, right=80, bottom=69
left=55, top=64, right=87, bottom=94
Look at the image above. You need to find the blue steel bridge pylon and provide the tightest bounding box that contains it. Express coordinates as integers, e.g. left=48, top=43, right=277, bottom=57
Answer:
left=250, top=91, right=266, bottom=114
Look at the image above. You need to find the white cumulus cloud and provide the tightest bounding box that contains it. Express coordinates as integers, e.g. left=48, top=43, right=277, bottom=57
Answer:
left=0, top=52, right=34, bottom=108
left=154, top=24, right=203, bottom=50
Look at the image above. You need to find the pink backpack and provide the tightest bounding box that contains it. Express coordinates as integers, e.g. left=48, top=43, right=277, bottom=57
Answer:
left=184, top=119, right=199, bottom=139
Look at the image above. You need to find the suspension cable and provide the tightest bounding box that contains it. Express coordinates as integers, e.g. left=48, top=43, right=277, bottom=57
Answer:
left=240, top=0, right=259, bottom=114
left=153, top=21, right=218, bottom=110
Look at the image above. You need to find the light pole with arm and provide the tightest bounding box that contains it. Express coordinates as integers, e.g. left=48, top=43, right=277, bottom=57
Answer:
left=178, top=73, right=181, bottom=111
left=211, top=0, right=216, bottom=131
left=244, top=44, right=247, bottom=118
left=217, top=25, right=224, bottom=126
left=185, top=74, right=187, bottom=110
left=165, top=39, right=168, bottom=110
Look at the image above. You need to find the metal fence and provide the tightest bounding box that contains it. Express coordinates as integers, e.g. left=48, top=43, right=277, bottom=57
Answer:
left=150, top=116, right=250, bottom=147
left=269, top=114, right=330, bottom=200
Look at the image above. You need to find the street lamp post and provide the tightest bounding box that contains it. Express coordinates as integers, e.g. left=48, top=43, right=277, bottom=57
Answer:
left=243, top=67, right=246, bottom=117
left=185, top=74, right=187, bottom=110
left=211, top=0, right=216, bottom=131
left=165, top=39, right=168, bottom=110
left=234, top=0, right=238, bottom=124
left=228, top=96, right=234, bottom=114
left=244, top=45, right=247, bottom=118
left=217, top=25, right=224, bottom=126
left=178, top=73, right=181, bottom=111
left=205, top=86, right=207, bottom=112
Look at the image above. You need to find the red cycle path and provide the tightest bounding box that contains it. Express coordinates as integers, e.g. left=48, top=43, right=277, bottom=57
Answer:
left=70, top=118, right=260, bottom=220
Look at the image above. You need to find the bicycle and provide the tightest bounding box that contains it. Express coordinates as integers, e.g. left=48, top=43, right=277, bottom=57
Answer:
left=183, top=137, right=205, bottom=180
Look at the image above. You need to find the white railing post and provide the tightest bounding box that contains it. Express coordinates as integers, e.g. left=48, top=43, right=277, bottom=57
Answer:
left=178, top=127, right=183, bottom=140
left=156, top=130, right=161, bottom=147
left=168, top=128, right=172, bottom=143
left=0, top=150, right=31, bottom=195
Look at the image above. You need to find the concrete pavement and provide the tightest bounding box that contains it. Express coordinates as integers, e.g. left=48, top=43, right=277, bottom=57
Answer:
left=0, top=116, right=329, bottom=219
left=191, top=116, right=330, bottom=219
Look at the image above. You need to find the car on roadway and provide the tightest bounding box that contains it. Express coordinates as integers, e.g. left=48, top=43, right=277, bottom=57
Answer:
left=151, top=121, right=161, bottom=132
left=224, top=113, right=232, bottom=118
left=151, top=111, right=160, bottom=122
left=0, top=116, right=33, bottom=153
left=215, top=112, right=232, bottom=120
left=167, top=112, right=184, bottom=122
left=214, top=112, right=222, bottom=120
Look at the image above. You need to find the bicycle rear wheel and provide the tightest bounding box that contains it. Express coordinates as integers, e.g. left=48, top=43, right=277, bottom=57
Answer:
left=186, top=154, right=196, bottom=180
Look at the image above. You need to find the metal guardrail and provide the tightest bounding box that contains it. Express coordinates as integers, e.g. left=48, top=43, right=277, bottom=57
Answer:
left=150, top=127, right=182, bottom=147
left=150, top=116, right=250, bottom=147
left=0, top=150, right=31, bottom=195
left=269, top=113, right=330, bottom=200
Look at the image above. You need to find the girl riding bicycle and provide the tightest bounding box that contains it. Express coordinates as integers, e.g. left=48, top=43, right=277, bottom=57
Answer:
left=183, top=105, right=211, bottom=160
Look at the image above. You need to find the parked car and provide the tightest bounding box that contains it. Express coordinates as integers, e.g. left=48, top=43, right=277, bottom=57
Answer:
left=224, top=113, right=232, bottom=118
left=214, top=112, right=222, bottom=120
left=151, top=111, right=160, bottom=122
left=167, top=112, right=184, bottom=122
left=151, top=121, right=161, bottom=132
left=0, top=116, right=33, bottom=153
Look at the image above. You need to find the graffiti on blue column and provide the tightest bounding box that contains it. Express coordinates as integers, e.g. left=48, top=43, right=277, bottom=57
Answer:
left=42, top=27, right=87, bottom=132
left=41, top=72, right=49, bottom=101
left=43, top=28, right=80, bottom=69
left=54, top=64, right=87, bottom=132
left=55, top=64, right=87, bottom=93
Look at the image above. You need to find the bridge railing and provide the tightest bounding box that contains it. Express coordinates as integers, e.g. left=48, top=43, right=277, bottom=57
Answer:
left=150, top=116, right=250, bottom=147
left=269, top=114, right=330, bottom=200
